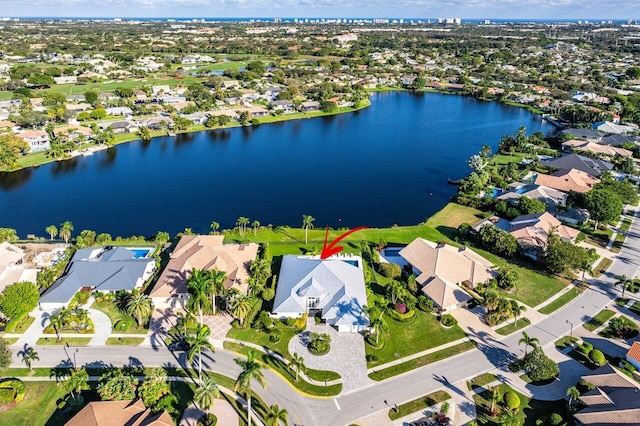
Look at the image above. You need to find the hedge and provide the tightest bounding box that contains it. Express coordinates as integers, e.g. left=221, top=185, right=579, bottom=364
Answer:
left=388, top=309, right=416, bottom=322
left=0, top=379, right=26, bottom=403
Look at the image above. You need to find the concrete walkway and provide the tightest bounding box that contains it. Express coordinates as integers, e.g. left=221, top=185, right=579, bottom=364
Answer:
left=87, top=309, right=112, bottom=346
left=180, top=399, right=240, bottom=426
left=13, top=308, right=50, bottom=347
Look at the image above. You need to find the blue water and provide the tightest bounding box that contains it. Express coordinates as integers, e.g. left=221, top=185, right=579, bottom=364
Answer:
left=0, top=92, right=552, bottom=237
left=128, top=248, right=152, bottom=258
left=383, top=248, right=402, bottom=257
left=342, top=259, right=359, bottom=267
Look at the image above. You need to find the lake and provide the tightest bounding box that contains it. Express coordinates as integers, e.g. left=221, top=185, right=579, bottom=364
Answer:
left=0, top=92, right=552, bottom=237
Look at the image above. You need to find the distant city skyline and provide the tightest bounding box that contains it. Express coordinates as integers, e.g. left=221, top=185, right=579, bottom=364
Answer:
left=0, top=0, right=637, bottom=20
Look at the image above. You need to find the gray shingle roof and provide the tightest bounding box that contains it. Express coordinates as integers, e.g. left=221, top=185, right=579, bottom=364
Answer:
left=542, top=153, right=613, bottom=177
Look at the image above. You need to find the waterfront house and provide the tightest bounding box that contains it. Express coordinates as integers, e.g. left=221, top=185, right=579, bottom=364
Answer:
left=18, top=130, right=50, bottom=152
left=182, top=112, right=209, bottom=125
left=270, top=100, right=294, bottom=112
left=40, top=246, right=156, bottom=309
left=396, top=239, right=495, bottom=313
left=593, top=121, right=638, bottom=135
left=299, top=100, right=321, bottom=112
left=561, top=128, right=603, bottom=142
left=100, top=120, right=138, bottom=134
left=534, top=168, right=599, bottom=194
left=53, top=125, right=94, bottom=142
left=561, top=140, right=633, bottom=158
left=497, top=183, right=568, bottom=211
left=149, top=235, right=258, bottom=309
left=542, top=153, right=613, bottom=177
left=271, top=255, right=369, bottom=333
left=138, top=116, right=173, bottom=130
left=573, top=364, right=640, bottom=425
left=508, top=212, right=580, bottom=259
left=0, top=242, right=37, bottom=292
left=66, top=399, right=172, bottom=426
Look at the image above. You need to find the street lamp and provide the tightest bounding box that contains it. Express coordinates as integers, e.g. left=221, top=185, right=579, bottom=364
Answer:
left=566, top=319, right=574, bottom=342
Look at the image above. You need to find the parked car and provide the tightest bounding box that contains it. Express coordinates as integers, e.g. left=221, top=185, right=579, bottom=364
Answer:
left=168, top=340, right=190, bottom=352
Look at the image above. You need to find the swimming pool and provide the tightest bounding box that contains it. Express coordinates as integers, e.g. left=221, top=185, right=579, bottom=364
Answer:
left=342, top=259, right=359, bottom=267
left=127, top=248, right=152, bottom=258
left=383, top=248, right=403, bottom=257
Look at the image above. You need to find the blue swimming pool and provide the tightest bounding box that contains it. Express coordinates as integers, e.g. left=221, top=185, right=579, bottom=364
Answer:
left=342, top=259, right=359, bottom=267
left=128, top=248, right=152, bottom=258
left=383, top=248, right=403, bottom=257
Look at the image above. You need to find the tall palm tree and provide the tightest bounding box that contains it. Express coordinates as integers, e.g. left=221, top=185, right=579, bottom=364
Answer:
left=194, top=377, right=220, bottom=410
left=566, top=386, right=580, bottom=406
left=59, top=221, right=74, bottom=244
left=136, top=126, right=152, bottom=142
left=518, top=331, right=539, bottom=356
left=265, top=404, right=288, bottom=426
left=49, top=312, right=63, bottom=342
left=64, top=367, right=89, bottom=402
left=615, top=274, right=631, bottom=299
left=19, top=346, right=39, bottom=372
left=236, top=217, right=250, bottom=236
left=125, top=291, right=152, bottom=329
left=234, top=351, right=265, bottom=426
left=580, top=259, right=593, bottom=284
left=231, top=295, right=253, bottom=327
left=208, top=269, right=227, bottom=316
left=370, top=311, right=388, bottom=344
left=252, top=220, right=260, bottom=236
left=511, top=301, right=526, bottom=326
left=290, top=352, right=305, bottom=381
left=186, top=269, right=213, bottom=324
left=210, top=221, right=220, bottom=235
left=45, top=225, right=58, bottom=241
left=187, top=324, right=214, bottom=380
left=302, top=215, right=315, bottom=245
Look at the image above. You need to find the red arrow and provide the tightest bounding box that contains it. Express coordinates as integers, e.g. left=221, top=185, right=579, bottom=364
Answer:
left=320, top=226, right=369, bottom=260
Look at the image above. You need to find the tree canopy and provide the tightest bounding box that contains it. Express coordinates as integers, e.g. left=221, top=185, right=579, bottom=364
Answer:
left=0, top=281, right=39, bottom=321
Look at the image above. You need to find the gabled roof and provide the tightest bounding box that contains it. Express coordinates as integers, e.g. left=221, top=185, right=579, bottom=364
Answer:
left=626, top=341, right=640, bottom=363
left=0, top=241, right=24, bottom=274
left=421, top=276, right=472, bottom=308
left=509, top=212, right=580, bottom=247
left=497, top=184, right=567, bottom=208
left=534, top=168, right=599, bottom=194
left=41, top=247, right=154, bottom=304
left=65, top=399, right=173, bottom=426
left=562, top=140, right=633, bottom=157
left=542, top=153, right=613, bottom=177
left=561, top=128, right=603, bottom=141
left=150, top=235, right=258, bottom=297
left=272, top=256, right=368, bottom=327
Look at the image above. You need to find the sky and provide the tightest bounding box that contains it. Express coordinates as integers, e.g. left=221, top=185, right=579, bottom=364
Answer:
left=0, top=0, right=637, bottom=20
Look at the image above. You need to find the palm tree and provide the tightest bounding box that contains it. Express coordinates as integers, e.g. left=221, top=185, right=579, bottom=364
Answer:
left=265, top=404, right=288, bottom=426
left=231, top=295, right=253, bottom=327
left=518, top=331, right=539, bottom=356
left=49, top=312, right=63, bottom=342
left=136, top=126, right=152, bottom=142
left=497, top=410, right=521, bottom=426
left=208, top=268, right=227, bottom=316
left=302, top=215, right=315, bottom=245
left=566, top=386, right=580, bottom=406
left=19, top=346, right=39, bottom=372
left=290, top=352, right=305, bottom=381
left=580, top=259, right=593, bottom=284
left=45, top=225, right=58, bottom=241
left=615, top=274, right=631, bottom=299
left=210, top=221, right=220, bottom=235
left=370, top=311, right=388, bottom=344
left=511, top=301, right=526, bottom=326
left=187, top=324, right=214, bottom=380
left=489, top=385, right=500, bottom=417
left=125, top=291, right=152, bottom=329
left=64, top=367, right=89, bottom=403
left=252, top=220, right=260, bottom=236
left=186, top=268, right=213, bottom=324
left=194, top=377, right=220, bottom=410
left=234, top=351, right=265, bottom=426
left=59, top=221, right=74, bottom=244
left=236, top=217, right=250, bottom=236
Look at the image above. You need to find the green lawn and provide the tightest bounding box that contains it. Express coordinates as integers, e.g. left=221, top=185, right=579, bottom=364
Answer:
left=496, top=318, right=531, bottom=336
left=0, top=381, right=70, bottom=426
left=554, top=336, right=578, bottom=350
left=467, top=373, right=498, bottom=390
left=538, top=287, right=583, bottom=315
left=491, top=153, right=526, bottom=165
left=90, top=301, right=149, bottom=334
left=106, top=337, right=145, bottom=345
left=592, top=258, right=613, bottom=278
left=366, top=309, right=467, bottom=366
left=584, top=309, right=615, bottom=332
left=369, top=341, right=477, bottom=381
left=388, top=390, right=450, bottom=420
left=630, top=302, right=640, bottom=316
left=9, top=315, right=36, bottom=334
left=36, top=337, right=91, bottom=345
left=0, top=337, right=18, bottom=345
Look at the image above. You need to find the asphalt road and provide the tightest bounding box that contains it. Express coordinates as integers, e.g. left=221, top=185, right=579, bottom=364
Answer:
left=13, top=208, right=640, bottom=426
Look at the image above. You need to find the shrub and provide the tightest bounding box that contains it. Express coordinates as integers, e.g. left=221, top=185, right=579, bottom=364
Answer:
left=0, top=379, right=25, bottom=403
left=261, top=287, right=275, bottom=301
left=378, top=262, right=401, bottom=278
left=396, top=303, right=407, bottom=314
left=308, top=332, right=331, bottom=355
left=198, top=413, right=217, bottom=426
left=0, top=388, right=15, bottom=403
left=589, top=349, right=605, bottom=366
left=388, top=308, right=416, bottom=322
left=285, top=317, right=296, bottom=327
left=548, top=413, right=563, bottom=425
left=578, top=342, right=593, bottom=356
left=440, top=314, right=458, bottom=327
left=417, top=296, right=434, bottom=312
left=503, top=391, right=520, bottom=411
left=269, top=328, right=282, bottom=343
left=366, top=354, right=378, bottom=362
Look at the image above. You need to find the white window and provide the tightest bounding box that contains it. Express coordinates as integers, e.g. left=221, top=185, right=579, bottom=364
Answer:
left=307, top=297, right=319, bottom=309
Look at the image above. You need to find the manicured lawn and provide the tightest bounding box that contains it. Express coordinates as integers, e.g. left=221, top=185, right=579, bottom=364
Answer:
left=473, top=383, right=569, bottom=426
left=583, top=309, right=615, bottom=332
left=90, top=301, right=149, bottom=334
left=366, top=309, right=467, bottom=366
left=106, top=337, right=145, bottom=345
left=554, top=336, right=578, bottom=350
left=388, top=390, right=450, bottom=420
left=1, top=337, right=18, bottom=345
left=226, top=326, right=299, bottom=360
left=9, top=316, right=35, bottom=334
left=369, top=341, right=476, bottom=381
left=423, top=203, right=484, bottom=229
left=223, top=341, right=342, bottom=396
left=467, top=373, right=498, bottom=390
left=491, top=153, right=526, bottom=165
left=36, top=337, right=91, bottom=345
left=0, top=381, right=70, bottom=426
left=630, top=301, right=640, bottom=316
left=495, top=318, right=531, bottom=336
left=538, top=287, right=583, bottom=315
left=592, top=258, right=613, bottom=278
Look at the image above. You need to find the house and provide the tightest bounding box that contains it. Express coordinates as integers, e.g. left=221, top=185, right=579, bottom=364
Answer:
left=207, top=109, right=239, bottom=120
left=221, top=80, right=240, bottom=90
left=40, top=247, right=156, bottom=309
left=534, top=169, right=599, bottom=194
left=65, top=94, right=86, bottom=103
left=270, top=100, right=294, bottom=112
left=626, top=341, right=640, bottom=370
left=508, top=212, right=580, bottom=259
left=18, top=130, right=50, bottom=152
left=0, top=242, right=38, bottom=292
left=299, top=101, right=321, bottom=112
left=593, top=121, right=638, bottom=135
left=271, top=255, right=369, bottom=332
left=0, top=120, right=19, bottom=132
left=561, top=128, right=603, bottom=142
left=181, top=112, right=209, bottom=125
left=395, top=239, right=495, bottom=312
left=160, top=96, right=187, bottom=104
left=65, top=103, right=92, bottom=113
left=138, top=116, right=173, bottom=130
left=542, top=154, right=613, bottom=177
left=400, top=75, right=417, bottom=87
left=101, top=120, right=138, bottom=134
left=65, top=399, right=172, bottom=426
left=573, top=364, right=640, bottom=425
left=149, top=235, right=258, bottom=309
left=561, top=140, right=633, bottom=158
left=601, top=133, right=640, bottom=147
left=497, top=183, right=568, bottom=211
left=53, top=76, right=77, bottom=85
left=53, top=125, right=94, bottom=142
left=105, top=106, right=133, bottom=116
left=151, top=85, right=171, bottom=96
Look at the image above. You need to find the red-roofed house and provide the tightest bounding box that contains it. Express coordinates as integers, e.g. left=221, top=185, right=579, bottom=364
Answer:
left=626, top=341, right=640, bottom=370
